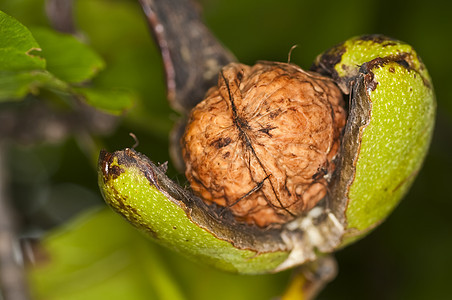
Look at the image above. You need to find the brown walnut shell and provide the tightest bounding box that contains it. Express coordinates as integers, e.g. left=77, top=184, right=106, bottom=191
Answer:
left=182, top=62, right=346, bottom=227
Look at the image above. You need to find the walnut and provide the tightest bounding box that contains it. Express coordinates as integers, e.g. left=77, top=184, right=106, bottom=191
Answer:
left=181, top=62, right=346, bottom=227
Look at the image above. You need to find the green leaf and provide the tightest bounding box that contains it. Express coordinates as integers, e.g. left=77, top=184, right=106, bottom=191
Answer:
left=0, top=70, right=68, bottom=100
left=29, top=208, right=186, bottom=300
left=31, top=28, right=105, bottom=83
left=0, top=10, right=121, bottom=110
left=0, top=48, right=44, bottom=71
left=0, top=10, right=45, bottom=71
left=0, top=11, right=75, bottom=101
left=75, top=87, right=134, bottom=115
left=0, top=10, right=50, bottom=101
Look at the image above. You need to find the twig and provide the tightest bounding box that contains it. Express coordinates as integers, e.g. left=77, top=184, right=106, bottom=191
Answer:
left=45, top=0, right=77, bottom=34
left=0, top=144, right=30, bottom=300
left=0, top=99, right=117, bottom=145
left=138, top=0, right=236, bottom=114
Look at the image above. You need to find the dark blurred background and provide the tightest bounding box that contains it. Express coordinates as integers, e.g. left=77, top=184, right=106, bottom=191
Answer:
left=0, top=0, right=451, bottom=299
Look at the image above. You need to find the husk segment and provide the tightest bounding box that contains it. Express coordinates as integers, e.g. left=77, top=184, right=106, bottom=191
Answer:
left=313, top=34, right=435, bottom=243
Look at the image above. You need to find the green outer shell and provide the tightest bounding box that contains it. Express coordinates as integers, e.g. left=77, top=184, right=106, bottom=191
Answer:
left=346, top=62, right=435, bottom=232
left=98, top=156, right=289, bottom=274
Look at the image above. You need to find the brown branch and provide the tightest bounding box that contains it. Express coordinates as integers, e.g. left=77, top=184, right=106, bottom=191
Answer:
left=0, top=100, right=117, bottom=145
left=138, top=0, right=236, bottom=114
left=0, top=144, right=30, bottom=300
left=45, top=0, right=77, bottom=34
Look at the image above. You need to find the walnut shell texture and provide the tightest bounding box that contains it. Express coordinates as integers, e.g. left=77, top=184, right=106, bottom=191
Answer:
left=182, top=62, right=346, bottom=227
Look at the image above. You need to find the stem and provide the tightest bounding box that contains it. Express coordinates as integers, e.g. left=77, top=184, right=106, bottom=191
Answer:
left=138, top=0, right=236, bottom=113
left=0, top=145, right=30, bottom=300
left=45, top=0, right=76, bottom=34
left=281, top=255, right=337, bottom=300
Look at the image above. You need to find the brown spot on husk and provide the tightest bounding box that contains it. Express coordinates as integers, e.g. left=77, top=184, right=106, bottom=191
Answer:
left=311, top=42, right=346, bottom=80
left=358, top=34, right=397, bottom=44
left=99, top=150, right=125, bottom=181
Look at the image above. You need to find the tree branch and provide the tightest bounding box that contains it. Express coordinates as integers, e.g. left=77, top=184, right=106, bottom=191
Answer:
left=45, top=0, right=77, bottom=34
left=138, top=0, right=236, bottom=114
left=0, top=99, right=117, bottom=145
left=0, top=144, right=30, bottom=300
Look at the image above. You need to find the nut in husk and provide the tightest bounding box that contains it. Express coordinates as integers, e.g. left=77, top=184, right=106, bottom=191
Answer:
left=99, top=35, right=435, bottom=274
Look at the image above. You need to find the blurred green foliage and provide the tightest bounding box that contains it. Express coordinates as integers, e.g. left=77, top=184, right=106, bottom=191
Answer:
left=29, top=208, right=290, bottom=300
left=0, top=0, right=451, bottom=299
